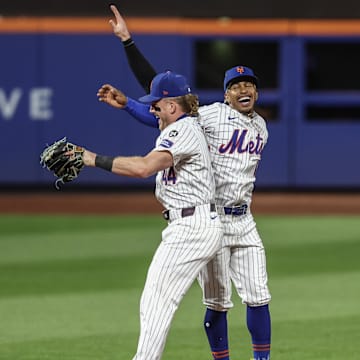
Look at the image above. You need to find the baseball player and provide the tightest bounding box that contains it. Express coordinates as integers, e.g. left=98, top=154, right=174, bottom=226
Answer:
left=98, top=6, right=272, bottom=360
left=82, top=71, right=223, bottom=360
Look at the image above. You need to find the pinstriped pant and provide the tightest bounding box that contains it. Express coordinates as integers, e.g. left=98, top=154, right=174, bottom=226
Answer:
left=132, top=205, right=223, bottom=360
left=198, top=212, right=271, bottom=310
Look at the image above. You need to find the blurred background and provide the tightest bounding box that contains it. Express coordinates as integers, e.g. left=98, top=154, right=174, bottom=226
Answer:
left=1, top=0, right=360, bottom=18
left=0, top=0, right=359, bottom=191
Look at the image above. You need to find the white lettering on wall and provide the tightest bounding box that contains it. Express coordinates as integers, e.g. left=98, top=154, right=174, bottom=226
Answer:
left=0, top=87, right=54, bottom=121
left=0, top=88, right=22, bottom=120
left=29, top=88, right=53, bottom=120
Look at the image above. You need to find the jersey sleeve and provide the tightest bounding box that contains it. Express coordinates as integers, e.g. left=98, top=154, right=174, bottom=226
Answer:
left=198, top=103, right=221, bottom=133
left=153, top=121, right=197, bottom=166
left=123, top=39, right=157, bottom=92
left=124, top=97, right=158, bottom=128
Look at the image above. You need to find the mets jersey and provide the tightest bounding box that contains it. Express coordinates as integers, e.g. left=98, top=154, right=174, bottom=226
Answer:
left=153, top=116, right=216, bottom=210
left=198, top=102, right=268, bottom=207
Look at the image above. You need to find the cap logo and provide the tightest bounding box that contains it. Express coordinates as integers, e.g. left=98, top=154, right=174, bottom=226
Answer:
left=163, top=90, right=169, bottom=95
left=236, top=66, right=245, bottom=74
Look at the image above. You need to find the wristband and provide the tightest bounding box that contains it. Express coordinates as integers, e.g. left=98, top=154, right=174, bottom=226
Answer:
left=95, top=155, right=114, bottom=172
left=122, top=38, right=135, bottom=48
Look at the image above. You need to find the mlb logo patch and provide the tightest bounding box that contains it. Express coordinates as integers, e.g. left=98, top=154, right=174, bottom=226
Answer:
left=160, top=139, right=174, bottom=148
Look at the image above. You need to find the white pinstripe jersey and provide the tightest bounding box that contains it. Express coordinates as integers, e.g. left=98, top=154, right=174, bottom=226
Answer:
left=198, top=102, right=268, bottom=207
left=153, top=116, right=216, bottom=210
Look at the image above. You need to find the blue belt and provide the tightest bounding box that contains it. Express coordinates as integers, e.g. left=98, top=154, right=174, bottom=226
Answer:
left=223, top=204, right=248, bottom=216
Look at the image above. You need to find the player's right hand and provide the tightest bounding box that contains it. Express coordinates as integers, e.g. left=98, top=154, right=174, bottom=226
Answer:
left=97, top=84, right=128, bottom=109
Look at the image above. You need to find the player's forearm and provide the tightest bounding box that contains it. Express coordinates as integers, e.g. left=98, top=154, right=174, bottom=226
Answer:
left=124, top=97, right=158, bottom=128
left=111, top=156, right=155, bottom=178
left=122, top=39, right=157, bottom=93
left=84, top=150, right=156, bottom=178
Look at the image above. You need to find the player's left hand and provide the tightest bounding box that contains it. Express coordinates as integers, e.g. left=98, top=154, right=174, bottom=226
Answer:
left=40, top=137, right=85, bottom=188
left=109, top=4, right=131, bottom=41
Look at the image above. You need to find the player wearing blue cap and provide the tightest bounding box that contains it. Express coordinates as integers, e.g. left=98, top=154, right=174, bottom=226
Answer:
left=97, top=5, right=272, bottom=360
left=83, top=70, right=223, bottom=360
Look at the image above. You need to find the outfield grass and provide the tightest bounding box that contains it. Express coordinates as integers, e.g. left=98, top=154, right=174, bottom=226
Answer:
left=0, top=214, right=359, bottom=359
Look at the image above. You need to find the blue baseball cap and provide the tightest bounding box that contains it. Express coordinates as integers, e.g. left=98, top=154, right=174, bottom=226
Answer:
left=223, top=65, right=258, bottom=91
left=138, top=71, right=192, bottom=104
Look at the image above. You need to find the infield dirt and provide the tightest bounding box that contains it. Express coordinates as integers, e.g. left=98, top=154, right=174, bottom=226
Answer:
left=1, top=191, right=359, bottom=215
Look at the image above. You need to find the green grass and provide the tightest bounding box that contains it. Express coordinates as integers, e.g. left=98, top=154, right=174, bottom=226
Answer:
left=0, top=214, right=359, bottom=359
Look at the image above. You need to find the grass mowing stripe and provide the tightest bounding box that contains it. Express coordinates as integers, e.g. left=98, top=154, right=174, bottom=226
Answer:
left=0, top=285, right=204, bottom=345
left=0, top=255, right=152, bottom=297
left=269, top=271, right=360, bottom=321
left=256, top=215, right=360, bottom=245
left=271, top=315, right=360, bottom=360
left=0, top=214, right=164, bottom=235
left=267, top=238, right=360, bottom=276
left=0, top=329, right=209, bottom=360
left=0, top=289, right=141, bottom=344
left=0, top=333, right=130, bottom=360
left=1, top=228, right=160, bottom=264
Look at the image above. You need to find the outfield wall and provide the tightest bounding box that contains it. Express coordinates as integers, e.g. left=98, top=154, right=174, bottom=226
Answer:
left=1, top=18, right=359, bottom=189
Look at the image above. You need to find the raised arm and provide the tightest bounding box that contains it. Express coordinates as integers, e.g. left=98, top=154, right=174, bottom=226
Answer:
left=97, top=83, right=158, bottom=128
left=109, top=4, right=156, bottom=92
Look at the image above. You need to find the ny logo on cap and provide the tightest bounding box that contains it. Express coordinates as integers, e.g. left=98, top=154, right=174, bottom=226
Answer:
left=236, top=66, right=245, bottom=74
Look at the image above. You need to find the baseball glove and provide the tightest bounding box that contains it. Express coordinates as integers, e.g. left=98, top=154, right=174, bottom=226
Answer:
left=40, top=137, right=85, bottom=188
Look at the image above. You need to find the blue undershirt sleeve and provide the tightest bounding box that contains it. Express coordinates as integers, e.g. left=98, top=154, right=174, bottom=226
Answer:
left=123, top=97, right=158, bottom=128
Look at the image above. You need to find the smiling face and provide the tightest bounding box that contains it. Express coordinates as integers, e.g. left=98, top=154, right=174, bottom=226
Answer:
left=224, top=81, right=258, bottom=115
left=150, top=99, right=175, bottom=131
